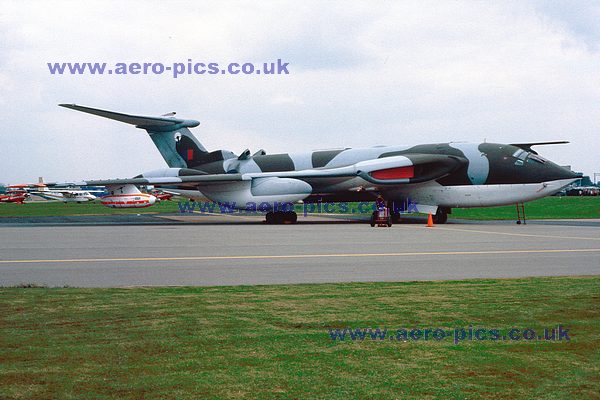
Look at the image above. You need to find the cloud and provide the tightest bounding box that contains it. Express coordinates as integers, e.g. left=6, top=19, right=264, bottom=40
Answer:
left=531, top=0, right=600, bottom=51
left=0, top=0, right=599, bottom=184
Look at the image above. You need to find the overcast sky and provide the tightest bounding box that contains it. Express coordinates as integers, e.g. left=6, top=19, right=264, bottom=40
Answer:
left=1, top=0, right=599, bottom=184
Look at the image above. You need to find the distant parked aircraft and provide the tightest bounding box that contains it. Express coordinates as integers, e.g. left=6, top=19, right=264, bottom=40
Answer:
left=31, top=185, right=99, bottom=203
left=0, top=188, right=29, bottom=204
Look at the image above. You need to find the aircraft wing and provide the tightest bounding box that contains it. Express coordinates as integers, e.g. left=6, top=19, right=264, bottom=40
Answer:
left=56, top=154, right=465, bottom=188
left=61, top=174, right=245, bottom=187
left=35, top=188, right=104, bottom=193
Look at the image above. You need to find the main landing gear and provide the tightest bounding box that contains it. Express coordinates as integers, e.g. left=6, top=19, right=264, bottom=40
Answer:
left=265, top=211, right=298, bottom=224
left=386, top=199, right=449, bottom=224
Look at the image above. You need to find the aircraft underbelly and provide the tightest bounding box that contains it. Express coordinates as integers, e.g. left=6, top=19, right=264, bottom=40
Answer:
left=163, top=177, right=575, bottom=210
left=388, top=178, right=575, bottom=208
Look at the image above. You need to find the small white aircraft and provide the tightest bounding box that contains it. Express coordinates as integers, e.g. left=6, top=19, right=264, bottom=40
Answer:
left=28, top=184, right=100, bottom=203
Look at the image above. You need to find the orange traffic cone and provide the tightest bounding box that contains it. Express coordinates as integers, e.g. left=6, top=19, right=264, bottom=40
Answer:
left=426, top=213, right=434, bottom=227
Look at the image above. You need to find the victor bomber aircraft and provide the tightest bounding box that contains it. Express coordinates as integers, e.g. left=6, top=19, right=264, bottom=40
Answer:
left=55, top=104, right=580, bottom=224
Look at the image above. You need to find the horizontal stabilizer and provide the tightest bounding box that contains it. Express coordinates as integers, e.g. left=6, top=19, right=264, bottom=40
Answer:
left=59, top=104, right=200, bottom=130
left=60, top=103, right=207, bottom=168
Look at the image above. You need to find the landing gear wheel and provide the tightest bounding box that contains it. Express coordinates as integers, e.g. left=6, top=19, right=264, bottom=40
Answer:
left=265, top=211, right=275, bottom=224
left=433, top=209, right=448, bottom=224
left=370, top=212, right=377, bottom=227
left=286, top=211, right=298, bottom=224
left=387, top=215, right=392, bottom=227
left=391, top=212, right=401, bottom=223
left=266, top=211, right=298, bottom=224
left=274, top=211, right=286, bottom=224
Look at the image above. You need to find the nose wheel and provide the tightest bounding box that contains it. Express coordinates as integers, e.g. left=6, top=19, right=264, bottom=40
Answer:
left=433, top=209, right=448, bottom=224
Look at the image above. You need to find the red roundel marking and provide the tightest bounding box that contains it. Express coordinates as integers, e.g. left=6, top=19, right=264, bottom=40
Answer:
left=370, top=166, right=414, bottom=180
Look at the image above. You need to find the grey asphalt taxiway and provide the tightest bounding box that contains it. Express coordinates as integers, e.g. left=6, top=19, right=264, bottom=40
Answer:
left=0, top=213, right=599, bottom=287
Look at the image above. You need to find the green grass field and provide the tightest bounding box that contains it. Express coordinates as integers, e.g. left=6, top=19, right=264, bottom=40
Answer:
left=0, top=200, right=181, bottom=217
left=1, top=277, right=598, bottom=399
left=450, top=196, right=600, bottom=220
left=1, top=196, right=598, bottom=219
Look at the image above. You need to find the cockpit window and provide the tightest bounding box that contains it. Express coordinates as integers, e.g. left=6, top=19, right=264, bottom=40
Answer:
left=512, top=149, right=547, bottom=166
left=512, top=149, right=528, bottom=166
left=527, top=153, right=547, bottom=164
left=512, top=149, right=527, bottom=160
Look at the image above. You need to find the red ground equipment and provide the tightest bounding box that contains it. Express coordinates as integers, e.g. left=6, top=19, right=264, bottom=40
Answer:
left=370, top=196, right=392, bottom=227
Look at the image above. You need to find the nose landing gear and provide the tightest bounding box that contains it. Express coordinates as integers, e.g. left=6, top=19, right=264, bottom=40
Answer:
left=433, top=208, right=448, bottom=224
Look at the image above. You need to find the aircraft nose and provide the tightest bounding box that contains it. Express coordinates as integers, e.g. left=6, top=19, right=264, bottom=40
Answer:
left=545, top=163, right=581, bottom=181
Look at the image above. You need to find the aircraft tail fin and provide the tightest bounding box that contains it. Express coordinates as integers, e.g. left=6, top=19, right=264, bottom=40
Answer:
left=59, top=104, right=208, bottom=168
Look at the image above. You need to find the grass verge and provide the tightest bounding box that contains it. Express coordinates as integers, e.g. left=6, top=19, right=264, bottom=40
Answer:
left=0, top=200, right=182, bottom=217
left=450, top=196, right=600, bottom=220
left=1, top=276, right=598, bottom=399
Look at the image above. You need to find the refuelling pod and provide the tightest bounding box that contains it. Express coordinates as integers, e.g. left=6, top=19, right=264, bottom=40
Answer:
left=199, top=177, right=312, bottom=209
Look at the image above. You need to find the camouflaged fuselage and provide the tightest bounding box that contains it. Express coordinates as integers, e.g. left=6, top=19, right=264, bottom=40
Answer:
left=187, top=142, right=576, bottom=186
